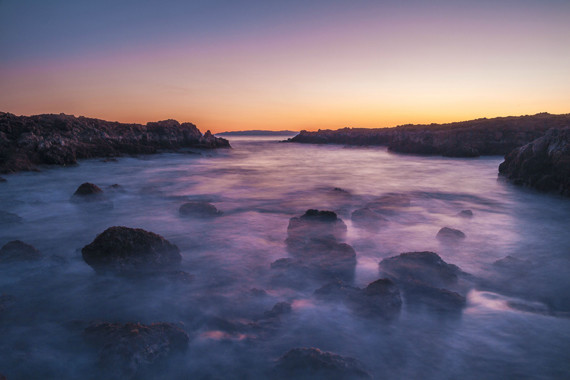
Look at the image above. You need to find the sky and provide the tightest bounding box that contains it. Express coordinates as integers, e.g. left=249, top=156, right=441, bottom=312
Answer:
left=1, top=0, right=569, bottom=133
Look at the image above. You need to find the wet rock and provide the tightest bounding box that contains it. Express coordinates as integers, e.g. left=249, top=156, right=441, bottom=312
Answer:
left=286, top=210, right=347, bottom=250
left=0, top=240, right=42, bottom=263
left=84, top=321, right=189, bottom=379
left=379, top=252, right=467, bottom=311
left=457, top=209, right=473, bottom=218
left=163, top=270, right=194, bottom=284
left=499, top=127, right=570, bottom=196
left=367, top=193, right=411, bottom=213
left=179, top=201, right=223, bottom=217
left=315, top=279, right=402, bottom=319
left=0, top=177, right=6, bottom=182
left=493, top=255, right=533, bottom=272
left=81, top=226, right=181, bottom=274
left=436, top=227, right=466, bottom=241
left=71, top=182, right=109, bottom=205
left=272, top=347, right=371, bottom=379
left=0, top=211, right=22, bottom=224
left=380, top=251, right=461, bottom=288
left=250, top=288, right=268, bottom=297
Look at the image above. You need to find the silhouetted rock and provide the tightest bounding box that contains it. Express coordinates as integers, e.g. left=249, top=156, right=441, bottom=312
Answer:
left=263, top=302, right=292, bottom=319
left=0, top=112, right=230, bottom=173
left=0, top=240, right=42, bottom=263
left=436, top=227, right=466, bottom=241
left=286, top=209, right=348, bottom=253
left=0, top=211, right=22, bottom=224
left=457, top=209, right=473, bottom=218
left=316, top=278, right=402, bottom=319
left=288, top=113, right=570, bottom=157
left=84, top=321, right=189, bottom=379
left=179, top=201, right=222, bottom=217
left=272, top=347, right=371, bottom=379
left=81, top=226, right=181, bottom=274
left=499, top=127, right=570, bottom=196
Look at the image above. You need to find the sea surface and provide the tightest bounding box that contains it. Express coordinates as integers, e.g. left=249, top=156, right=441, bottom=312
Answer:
left=1, top=135, right=569, bottom=379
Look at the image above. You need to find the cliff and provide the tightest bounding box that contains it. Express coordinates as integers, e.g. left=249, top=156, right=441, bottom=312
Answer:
left=499, top=127, right=570, bottom=196
left=0, top=112, right=230, bottom=173
left=288, top=113, right=570, bottom=157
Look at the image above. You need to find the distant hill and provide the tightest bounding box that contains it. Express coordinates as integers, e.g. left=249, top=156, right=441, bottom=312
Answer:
left=216, top=130, right=298, bottom=136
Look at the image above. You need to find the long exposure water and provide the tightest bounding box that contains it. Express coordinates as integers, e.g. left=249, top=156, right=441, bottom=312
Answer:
left=1, top=135, right=569, bottom=379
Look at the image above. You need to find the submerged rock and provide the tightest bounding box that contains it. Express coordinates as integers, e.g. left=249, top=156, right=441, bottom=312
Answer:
left=0, top=240, right=42, bottom=263
left=0, top=177, right=6, bottom=182
left=84, top=321, right=189, bottom=379
left=436, top=227, right=466, bottom=241
left=179, top=201, right=223, bottom=217
left=379, top=251, right=467, bottom=311
left=262, top=302, right=292, bottom=320
left=81, top=226, right=181, bottom=274
left=272, top=347, right=371, bottom=379
left=499, top=127, right=570, bottom=196
left=316, top=278, right=402, bottom=319
left=351, top=207, right=389, bottom=229
left=457, top=209, right=474, bottom=218
left=71, top=182, right=107, bottom=202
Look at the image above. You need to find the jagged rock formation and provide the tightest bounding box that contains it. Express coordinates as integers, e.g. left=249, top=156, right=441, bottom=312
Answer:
left=0, top=112, right=230, bottom=173
left=499, top=127, right=570, bottom=196
left=288, top=113, right=570, bottom=157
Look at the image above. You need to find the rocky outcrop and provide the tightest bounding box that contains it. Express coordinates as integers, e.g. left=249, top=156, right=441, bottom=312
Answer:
left=84, top=321, right=189, bottom=379
left=499, top=127, right=570, bottom=196
left=436, top=227, right=466, bottom=241
left=81, top=226, right=181, bottom=274
left=71, top=182, right=106, bottom=203
left=379, top=251, right=467, bottom=310
left=457, top=209, right=473, bottom=218
left=272, top=347, right=371, bottom=379
left=0, top=240, right=42, bottom=263
left=0, top=112, right=230, bottom=173
left=315, top=278, right=402, bottom=319
left=274, top=210, right=356, bottom=282
left=288, top=113, right=570, bottom=157
left=179, top=201, right=223, bottom=217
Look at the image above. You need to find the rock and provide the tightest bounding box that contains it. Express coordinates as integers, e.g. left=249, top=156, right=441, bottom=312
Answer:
left=0, top=240, right=42, bottom=263
left=499, top=127, right=570, bottom=196
left=0, top=210, right=22, bottom=224
left=436, top=227, right=466, bottom=241
left=379, top=252, right=467, bottom=311
left=288, top=113, right=570, bottom=157
left=272, top=347, right=371, bottom=379
left=0, top=177, right=6, bottom=182
left=285, top=209, right=348, bottom=254
left=71, top=182, right=104, bottom=202
left=457, top=209, right=473, bottom=218
left=81, top=226, right=181, bottom=274
left=84, top=321, right=189, bottom=378
left=179, top=201, right=223, bottom=217
left=0, top=112, right=231, bottom=174
left=351, top=207, right=389, bottom=229
left=379, top=251, right=461, bottom=288
left=493, top=255, right=533, bottom=271
left=316, top=278, right=402, bottom=319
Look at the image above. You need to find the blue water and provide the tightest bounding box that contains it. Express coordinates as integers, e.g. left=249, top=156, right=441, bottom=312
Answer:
left=0, top=136, right=569, bottom=379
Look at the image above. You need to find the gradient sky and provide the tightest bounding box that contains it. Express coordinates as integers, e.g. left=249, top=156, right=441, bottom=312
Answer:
left=1, top=0, right=569, bottom=133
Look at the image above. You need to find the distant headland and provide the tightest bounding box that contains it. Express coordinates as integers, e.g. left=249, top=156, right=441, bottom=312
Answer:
left=216, top=130, right=298, bottom=136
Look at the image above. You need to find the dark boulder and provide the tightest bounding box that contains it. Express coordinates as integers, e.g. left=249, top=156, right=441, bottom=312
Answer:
left=316, top=279, right=402, bottom=319
left=404, top=280, right=467, bottom=311
left=0, top=177, right=6, bottom=182
left=499, top=127, right=570, bottom=196
left=457, top=209, right=473, bottom=218
left=286, top=210, right=347, bottom=251
left=0, top=240, right=42, bottom=263
left=262, top=302, right=292, bottom=319
left=493, top=255, right=532, bottom=272
left=81, top=226, right=181, bottom=274
left=179, top=201, right=222, bottom=217
left=380, top=251, right=461, bottom=288
left=84, top=321, right=189, bottom=379
left=436, top=227, right=466, bottom=241
left=72, top=182, right=103, bottom=196
left=272, top=347, right=371, bottom=379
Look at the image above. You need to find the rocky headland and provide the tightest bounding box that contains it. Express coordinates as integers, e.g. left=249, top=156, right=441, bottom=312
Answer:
left=499, top=127, right=570, bottom=196
left=0, top=112, right=230, bottom=173
left=288, top=113, right=570, bottom=157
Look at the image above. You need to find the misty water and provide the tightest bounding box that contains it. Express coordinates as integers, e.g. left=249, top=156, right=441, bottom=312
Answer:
left=1, top=136, right=569, bottom=379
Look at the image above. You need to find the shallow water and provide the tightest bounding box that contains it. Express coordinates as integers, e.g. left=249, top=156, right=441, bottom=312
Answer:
left=1, top=136, right=569, bottom=379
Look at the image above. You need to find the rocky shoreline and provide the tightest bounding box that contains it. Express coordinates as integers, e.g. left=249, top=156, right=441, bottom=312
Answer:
left=288, top=113, right=570, bottom=157
left=0, top=112, right=230, bottom=173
